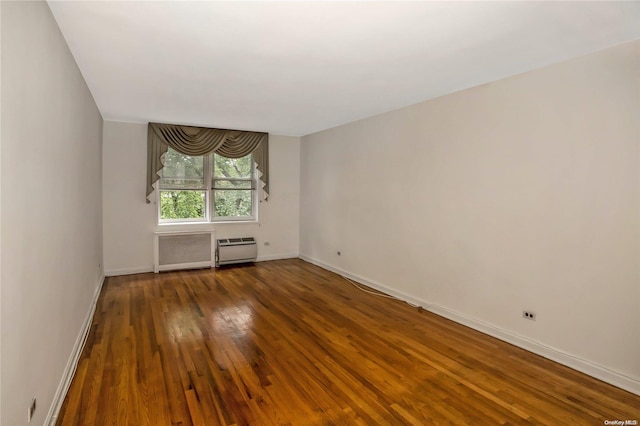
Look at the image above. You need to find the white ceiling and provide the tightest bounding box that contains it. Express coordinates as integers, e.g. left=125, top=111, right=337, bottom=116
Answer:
left=47, top=1, right=640, bottom=137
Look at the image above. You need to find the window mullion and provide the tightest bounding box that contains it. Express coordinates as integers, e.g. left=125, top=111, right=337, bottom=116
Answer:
left=206, top=153, right=214, bottom=222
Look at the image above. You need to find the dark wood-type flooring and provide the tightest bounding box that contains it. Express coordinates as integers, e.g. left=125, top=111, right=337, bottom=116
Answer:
left=57, top=259, right=640, bottom=425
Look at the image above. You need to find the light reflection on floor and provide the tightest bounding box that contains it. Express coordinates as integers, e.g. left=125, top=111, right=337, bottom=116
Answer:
left=166, top=300, right=255, bottom=346
left=211, top=305, right=254, bottom=339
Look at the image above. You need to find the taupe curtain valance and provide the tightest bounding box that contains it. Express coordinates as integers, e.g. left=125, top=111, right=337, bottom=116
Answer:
left=146, top=122, right=269, bottom=203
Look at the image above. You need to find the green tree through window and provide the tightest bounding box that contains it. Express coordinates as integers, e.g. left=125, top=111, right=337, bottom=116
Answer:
left=213, top=154, right=253, bottom=218
left=158, top=149, right=256, bottom=222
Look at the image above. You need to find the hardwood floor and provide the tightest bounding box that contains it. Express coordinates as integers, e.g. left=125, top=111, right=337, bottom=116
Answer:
left=57, top=259, right=639, bottom=425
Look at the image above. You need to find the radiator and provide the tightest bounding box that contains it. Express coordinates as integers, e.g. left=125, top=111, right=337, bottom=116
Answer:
left=153, top=230, right=215, bottom=273
left=216, top=237, right=257, bottom=267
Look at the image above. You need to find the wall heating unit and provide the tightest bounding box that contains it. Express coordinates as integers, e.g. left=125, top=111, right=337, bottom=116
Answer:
left=216, top=237, right=257, bottom=267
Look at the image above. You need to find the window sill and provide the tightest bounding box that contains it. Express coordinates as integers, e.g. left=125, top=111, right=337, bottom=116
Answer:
left=155, top=220, right=258, bottom=232
left=211, top=220, right=258, bottom=225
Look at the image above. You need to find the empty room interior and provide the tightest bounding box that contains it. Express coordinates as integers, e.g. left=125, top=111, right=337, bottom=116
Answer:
left=2, top=1, right=640, bottom=425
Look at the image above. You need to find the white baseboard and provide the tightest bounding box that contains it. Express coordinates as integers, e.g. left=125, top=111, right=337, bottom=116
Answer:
left=46, top=273, right=106, bottom=425
left=426, top=304, right=640, bottom=396
left=299, top=255, right=424, bottom=306
left=257, top=253, right=299, bottom=262
left=105, top=266, right=153, bottom=276
left=299, top=254, right=640, bottom=396
left=105, top=256, right=299, bottom=276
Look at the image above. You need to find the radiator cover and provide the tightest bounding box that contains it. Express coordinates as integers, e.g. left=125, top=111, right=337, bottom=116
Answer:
left=154, top=231, right=215, bottom=273
left=216, top=237, right=257, bottom=267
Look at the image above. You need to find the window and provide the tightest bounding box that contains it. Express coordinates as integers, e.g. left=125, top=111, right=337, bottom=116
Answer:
left=159, top=148, right=257, bottom=223
left=159, top=150, right=206, bottom=222
left=212, top=153, right=254, bottom=219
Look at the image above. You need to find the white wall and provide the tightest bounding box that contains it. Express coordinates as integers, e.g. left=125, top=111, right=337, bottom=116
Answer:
left=1, top=2, right=104, bottom=425
left=103, top=121, right=300, bottom=275
left=300, top=41, right=640, bottom=393
left=102, top=122, right=155, bottom=274
left=0, top=1, right=3, bottom=421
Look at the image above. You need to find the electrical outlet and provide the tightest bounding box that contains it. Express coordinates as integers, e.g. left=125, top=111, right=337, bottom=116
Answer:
left=27, top=398, right=36, bottom=422
left=522, top=310, right=536, bottom=321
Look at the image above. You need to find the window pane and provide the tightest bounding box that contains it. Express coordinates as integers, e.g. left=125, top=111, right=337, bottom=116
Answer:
left=213, top=154, right=252, bottom=179
left=160, top=190, right=206, bottom=220
left=213, top=179, right=253, bottom=189
left=161, top=149, right=205, bottom=189
left=214, top=190, right=252, bottom=218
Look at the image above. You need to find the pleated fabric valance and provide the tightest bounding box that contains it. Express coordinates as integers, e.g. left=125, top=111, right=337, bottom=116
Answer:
left=146, top=122, right=269, bottom=203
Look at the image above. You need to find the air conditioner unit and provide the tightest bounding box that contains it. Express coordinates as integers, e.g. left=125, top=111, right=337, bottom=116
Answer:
left=216, top=237, right=257, bottom=267
left=154, top=230, right=215, bottom=273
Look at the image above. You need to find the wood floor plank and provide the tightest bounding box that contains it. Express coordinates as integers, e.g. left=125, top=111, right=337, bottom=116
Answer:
left=57, top=259, right=640, bottom=425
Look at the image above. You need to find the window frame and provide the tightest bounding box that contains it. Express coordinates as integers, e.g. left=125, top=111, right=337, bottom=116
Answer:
left=157, top=150, right=258, bottom=225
